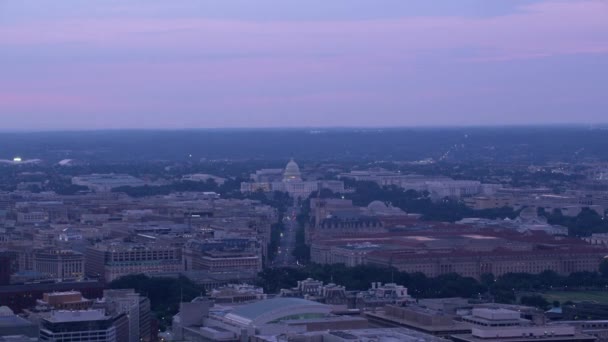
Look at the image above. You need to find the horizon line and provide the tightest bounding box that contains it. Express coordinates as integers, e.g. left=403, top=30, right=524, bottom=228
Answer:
left=0, top=122, right=607, bottom=133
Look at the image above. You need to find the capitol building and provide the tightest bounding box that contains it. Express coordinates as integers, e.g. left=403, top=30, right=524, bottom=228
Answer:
left=240, top=159, right=344, bottom=199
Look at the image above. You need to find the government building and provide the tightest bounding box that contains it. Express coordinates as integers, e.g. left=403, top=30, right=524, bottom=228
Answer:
left=311, top=229, right=608, bottom=279
left=241, top=159, right=344, bottom=199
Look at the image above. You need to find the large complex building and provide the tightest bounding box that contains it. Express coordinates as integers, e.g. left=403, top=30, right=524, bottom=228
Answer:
left=241, top=159, right=345, bottom=198
left=183, top=239, right=262, bottom=273
left=307, top=198, right=420, bottom=241
left=0, top=279, right=104, bottom=313
left=339, top=170, right=500, bottom=200
left=33, top=249, right=84, bottom=281
left=85, top=243, right=183, bottom=282
left=311, top=229, right=608, bottom=279
left=170, top=297, right=367, bottom=341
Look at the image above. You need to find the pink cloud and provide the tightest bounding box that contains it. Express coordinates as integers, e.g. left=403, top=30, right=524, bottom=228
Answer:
left=0, top=0, right=607, bottom=129
left=1, top=0, right=606, bottom=62
left=0, top=92, right=88, bottom=108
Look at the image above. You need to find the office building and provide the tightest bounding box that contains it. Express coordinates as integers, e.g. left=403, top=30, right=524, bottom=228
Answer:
left=33, top=249, right=84, bottom=281
left=85, top=242, right=183, bottom=282
left=39, top=309, right=118, bottom=342
left=183, top=239, right=262, bottom=273
left=311, top=229, right=608, bottom=279
left=100, top=289, right=152, bottom=342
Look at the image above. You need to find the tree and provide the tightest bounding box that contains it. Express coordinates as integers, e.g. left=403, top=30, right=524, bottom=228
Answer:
left=520, top=295, right=550, bottom=310
left=600, top=258, right=608, bottom=278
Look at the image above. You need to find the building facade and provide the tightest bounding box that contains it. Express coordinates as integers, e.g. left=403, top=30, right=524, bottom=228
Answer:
left=33, top=249, right=84, bottom=281
left=85, top=243, right=183, bottom=282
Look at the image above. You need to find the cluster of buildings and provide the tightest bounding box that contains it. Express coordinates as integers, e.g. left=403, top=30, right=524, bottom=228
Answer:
left=4, top=274, right=608, bottom=342
left=0, top=288, right=152, bottom=342
left=2, top=159, right=608, bottom=341
left=158, top=276, right=608, bottom=342
left=0, top=188, right=279, bottom=307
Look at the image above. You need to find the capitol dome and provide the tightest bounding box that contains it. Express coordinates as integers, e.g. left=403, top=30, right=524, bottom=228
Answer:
left=368, top=200, right=389, bottom=212
left=0, top=306, right=14, bottom=316
left=283, top=158, right=302, bottom=182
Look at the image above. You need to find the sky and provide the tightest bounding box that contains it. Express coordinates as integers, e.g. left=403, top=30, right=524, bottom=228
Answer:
left=0, top=0, right=607, bottom=130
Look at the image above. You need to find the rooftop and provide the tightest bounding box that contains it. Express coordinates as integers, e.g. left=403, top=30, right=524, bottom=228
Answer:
left=229, top=297, right=322, bottom=320
left=46, top=309, right=107, bottom=323
left=0, top=315, right=34, bottom=328
left=223, top=297, right=331, bottom=326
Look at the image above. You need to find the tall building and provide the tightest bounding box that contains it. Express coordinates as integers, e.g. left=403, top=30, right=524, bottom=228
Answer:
left=100, top=289, right=152, bottom=342
left=39, top=309, right=118, bottom=342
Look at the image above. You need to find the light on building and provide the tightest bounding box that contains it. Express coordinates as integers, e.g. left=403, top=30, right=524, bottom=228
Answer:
left=13, top=157, right=22, bottom=162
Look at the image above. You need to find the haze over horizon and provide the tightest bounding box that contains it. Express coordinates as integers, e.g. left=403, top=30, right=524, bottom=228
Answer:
left=1, top=0, right=607, bottom=130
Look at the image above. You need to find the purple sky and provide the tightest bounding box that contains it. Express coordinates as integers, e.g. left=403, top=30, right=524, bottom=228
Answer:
left=1, top=0, right=607, bottom=130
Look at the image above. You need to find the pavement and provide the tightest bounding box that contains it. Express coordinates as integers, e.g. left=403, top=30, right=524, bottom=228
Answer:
left=274, top=207, right=299, bottom=267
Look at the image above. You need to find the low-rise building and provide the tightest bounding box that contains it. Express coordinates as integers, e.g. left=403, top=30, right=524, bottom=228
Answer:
left=37, top=291, right=93, bottom=311
left=312, top=230, right=608, bottom=279
left=72, top=174, right=146, bottom=192
left=0, top=306, right=39, bottom=338
left=356, top=282, right=413, bottom=310
left=452, top=308, right=596, bottom=342
left=209, top=284, right=266, bottom=304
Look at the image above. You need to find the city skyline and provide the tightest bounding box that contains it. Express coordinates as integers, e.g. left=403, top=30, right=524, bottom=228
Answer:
left=1, top=0, right=607, bottom=130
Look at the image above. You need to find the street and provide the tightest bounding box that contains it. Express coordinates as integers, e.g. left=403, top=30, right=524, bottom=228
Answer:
left=274, top=207, right=298, bottom=267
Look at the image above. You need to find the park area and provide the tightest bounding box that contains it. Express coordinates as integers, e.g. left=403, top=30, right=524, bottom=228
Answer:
left=542, top=291, right=608, bottom=304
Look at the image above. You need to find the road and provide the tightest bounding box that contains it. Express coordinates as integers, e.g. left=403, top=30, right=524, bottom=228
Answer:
left=274, top=207, right=298, bottom=267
